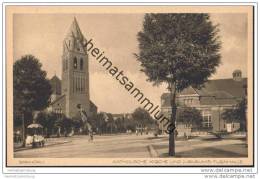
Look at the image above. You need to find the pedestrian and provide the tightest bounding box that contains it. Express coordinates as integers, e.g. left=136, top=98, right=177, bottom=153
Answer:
left=175, top=130, right=178, bottom=139
left=77, top=104, right=94, bottom=142
left=17, top=130, right=21, bottom=143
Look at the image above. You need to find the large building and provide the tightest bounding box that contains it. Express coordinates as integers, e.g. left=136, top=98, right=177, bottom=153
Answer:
left=161, top=70, right=247, bottom=133
left=48, top=18, right=97, bottom=118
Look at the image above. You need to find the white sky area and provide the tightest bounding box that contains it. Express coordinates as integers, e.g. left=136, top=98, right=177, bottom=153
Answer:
left=13, top=13, right=248, bottom=113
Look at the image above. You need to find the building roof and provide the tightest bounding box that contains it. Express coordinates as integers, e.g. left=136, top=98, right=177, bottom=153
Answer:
left=50, top=94, right=65, bottom=105
left=195, top=78, right=247, bottom=98
left=90, top=100, right=98, bottom=113
left=50, top=75, right=61, bottom=95
left=161, top=77, right=247, bottom=107
left=90, top=100, right=97, bottom=108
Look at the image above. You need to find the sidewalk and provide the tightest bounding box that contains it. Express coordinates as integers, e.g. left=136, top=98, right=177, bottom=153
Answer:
left=150, top=136, right=247, bottom=158
left=14, top=136, right=72, bottom=152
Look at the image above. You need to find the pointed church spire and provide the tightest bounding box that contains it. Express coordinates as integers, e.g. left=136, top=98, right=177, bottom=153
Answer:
left=67, top=17, right=84, bottom=41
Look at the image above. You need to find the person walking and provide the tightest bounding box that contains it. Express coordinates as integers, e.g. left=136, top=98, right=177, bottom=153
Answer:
left=77, top=104, right=94, bottom=142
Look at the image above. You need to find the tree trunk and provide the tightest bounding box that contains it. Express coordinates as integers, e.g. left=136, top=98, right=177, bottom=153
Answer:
left=169, top=84, right=177, bottom=156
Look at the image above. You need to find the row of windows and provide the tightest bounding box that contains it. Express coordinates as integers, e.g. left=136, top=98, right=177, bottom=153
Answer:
left=161, top=107, right=212, bottom=128
left=73, top=57, right=84, bottom=70
left=54, top=108, right=63, bottom=115
left=223, top=122, right=236, bottom=129
left=184, top=98, right=193, bottom=105
left=63, top=57, right=84, bottom=71
left=73, top=75, right=85, bottom=93
left=162, top=107, right=238, bottom=129
left=233, top=72, right=241, bottom=77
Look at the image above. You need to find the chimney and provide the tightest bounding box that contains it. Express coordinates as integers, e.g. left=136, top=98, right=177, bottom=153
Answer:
left=232, top=69, right=242, bottom=81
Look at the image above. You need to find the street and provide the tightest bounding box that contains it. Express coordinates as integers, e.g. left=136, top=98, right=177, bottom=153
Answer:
left=14, top=134, right=247, bottom=158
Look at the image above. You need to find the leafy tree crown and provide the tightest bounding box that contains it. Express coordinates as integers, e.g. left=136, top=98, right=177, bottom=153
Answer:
left=136, top=13, right=221, bottom=91
left=13, top=55, right=52, bottom=113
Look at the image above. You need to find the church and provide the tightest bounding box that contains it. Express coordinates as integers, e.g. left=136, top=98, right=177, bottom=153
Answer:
left=48, top=18, right=97, bottom=118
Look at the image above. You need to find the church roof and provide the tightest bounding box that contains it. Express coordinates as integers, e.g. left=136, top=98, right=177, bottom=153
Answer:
left=50, top=75, right=61, bottom=95
left=50, top=75, right=60, bottom=83
left=50, top=94, right=65, bottom=105
left=90, top=100, right=97, bottom=106
left=66, top=17, right=84, bottom=41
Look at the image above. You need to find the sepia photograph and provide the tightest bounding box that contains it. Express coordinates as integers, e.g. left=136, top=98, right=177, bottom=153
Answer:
left=5, top=5, right=254, bottom=166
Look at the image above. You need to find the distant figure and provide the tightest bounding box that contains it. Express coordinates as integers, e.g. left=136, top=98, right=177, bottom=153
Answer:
left=175, top=130, right=178, bottom=139
left=15, top=130, right=21, bottom=143
left=77, top=104, right=93, bottom=142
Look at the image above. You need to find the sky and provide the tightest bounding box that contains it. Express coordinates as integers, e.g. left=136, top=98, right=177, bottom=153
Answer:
left=13, top=13, right=248, bottom=113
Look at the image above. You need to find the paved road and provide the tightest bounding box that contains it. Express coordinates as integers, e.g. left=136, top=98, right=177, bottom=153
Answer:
left=14, top=134, right=155, bottom=158
left=14, top=134, right=247, bottom=158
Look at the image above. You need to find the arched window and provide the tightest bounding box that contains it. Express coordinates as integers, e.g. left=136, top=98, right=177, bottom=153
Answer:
left=73, top=57, right=77, bottom=69
left=80, top=58, right=83, bottom=70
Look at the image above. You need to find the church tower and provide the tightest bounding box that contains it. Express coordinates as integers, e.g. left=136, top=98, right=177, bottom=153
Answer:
left=61, top=18, right=90, bottom=118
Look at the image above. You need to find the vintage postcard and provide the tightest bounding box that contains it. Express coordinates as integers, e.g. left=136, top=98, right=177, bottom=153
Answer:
left=5, top=5, right=254, bottom=167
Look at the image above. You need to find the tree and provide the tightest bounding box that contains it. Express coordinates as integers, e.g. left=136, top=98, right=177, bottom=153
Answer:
left=96, top=112, right=106, bottom=135
left=177, top=107, right=202, bottom=129
left=106, top=113, right=116, bottom=134
left=132, top=107, right=154, bottom=129
left=124, top=117, right=136, bottom=132
left=135, top=14, right=221, bottom=156
left=13, top=55, right=52, bottom=144
left=222, top=98, right=247, bottom=131
left=36, top=111, right=58, bottom=137
left=115, top=118, right=125, bottom=133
